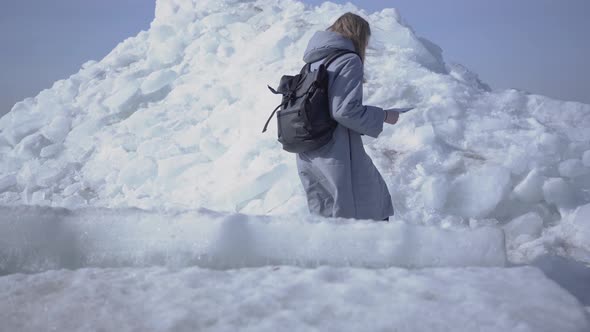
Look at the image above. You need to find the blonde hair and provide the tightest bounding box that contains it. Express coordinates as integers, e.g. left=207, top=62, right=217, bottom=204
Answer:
left=327, top=12, right=371, bottom=63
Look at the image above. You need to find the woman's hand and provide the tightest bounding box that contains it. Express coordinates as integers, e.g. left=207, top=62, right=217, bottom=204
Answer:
left=384, top=110, right=399, bottom=125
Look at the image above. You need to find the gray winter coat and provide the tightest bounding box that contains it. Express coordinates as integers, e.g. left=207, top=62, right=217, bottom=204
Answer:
left=296, top=30, right=394, bottom=221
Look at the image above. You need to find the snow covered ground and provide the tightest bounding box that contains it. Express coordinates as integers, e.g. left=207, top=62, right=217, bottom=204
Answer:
left=1, top=0, right=590, bottom=330
left=1, top=205, right=589, bottom=331
left=1, top=266, right=588, bottom=332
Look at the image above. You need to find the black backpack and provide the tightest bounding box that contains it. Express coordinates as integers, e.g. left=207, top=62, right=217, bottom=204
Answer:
left=262, top=50, right=358, bottom=153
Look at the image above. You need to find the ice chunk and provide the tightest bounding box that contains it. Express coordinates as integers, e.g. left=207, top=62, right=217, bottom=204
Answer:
left=202, top=13, right=240, bottom=29
left=225, top=164, right=289, bottom=211
left=14, top=133, right=51, bottom=158
left=36, top=161, right=68, bottom=188
left=104, top=84, right=139, bottom=112
left=30, top=191, right=49, bottom=206
left=16, top=160, right=41, bottom=187
left=154, top=1, right=196, bottom=27
left=513, top=169, right=545, bottom=203
left=0, top=191, right=20, bottom=204
left=570, top=204, right=590, bottom=255
left=199, top=136, right=226, bottom=161
left=61, top=194, right=87, bottom=209
left=81, top=146, right=131, bottom=188
left=446, top=166, right=512, bottom=218
left=0, top=174, right=16, bottom=192
left=148, top=25, right=184, bottom=65
left=538, top=133, right=565, bottom=156
left=0, top=135, right=9, bottom=150
left=421, top=177, right=449, bottom=210
left=503, top=212, right=544, bottom=244
left=157, top=154, right=202, bottom=179
left=541, top=203, right=590, bottom=263
left=40, top=116, right=71, bottom=143
left=371, top=8, right=445, bottom=73
left=448, top=63, right=491, bottom=91
left=63, top=183, right=82, bottom=197
left=118, top=158, right=158, bottom=188
left=504, top=152, right=529, bottom=175
left=414, top=124, right=436, bottom=145
left=140, top=69, right=177, bottom=94
left=0, top=108, right=44, bottom=146
left=543, top=178, right=576, bottom=208
left=559, top=159, right=589, bottom=178
left=261, top=177, right=298, bottom=213
left=39, top=143, right=62, bottom=158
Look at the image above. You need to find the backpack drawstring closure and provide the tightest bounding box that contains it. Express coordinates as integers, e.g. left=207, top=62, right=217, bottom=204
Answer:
left=262, top=102, right=285, bottom=133
left=263, top=85, right=309, bottom=133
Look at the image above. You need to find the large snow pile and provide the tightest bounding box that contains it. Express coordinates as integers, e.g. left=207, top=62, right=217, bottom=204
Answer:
left=1, top=0, right=588, bottom=219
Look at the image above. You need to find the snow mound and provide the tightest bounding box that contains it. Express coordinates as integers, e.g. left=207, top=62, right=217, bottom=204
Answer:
left=1, top=266, right=588, bottom=332
left=0, top=0, right=589, bottom=263
left=0, top=206, right=505, bottom=275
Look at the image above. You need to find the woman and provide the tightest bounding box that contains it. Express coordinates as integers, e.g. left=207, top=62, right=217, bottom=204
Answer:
left=296, top=13, right=399, bottom=221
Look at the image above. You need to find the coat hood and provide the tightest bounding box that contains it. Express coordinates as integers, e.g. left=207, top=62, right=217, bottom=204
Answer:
left=303, top=30, right=356, bottom=63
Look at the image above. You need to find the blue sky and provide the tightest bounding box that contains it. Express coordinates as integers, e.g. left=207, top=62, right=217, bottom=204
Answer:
left=1, top=0, right=589, bottom=116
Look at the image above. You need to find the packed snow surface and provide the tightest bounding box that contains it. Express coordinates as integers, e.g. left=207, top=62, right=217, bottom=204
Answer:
left=1, top=0, right=590, bottom=330
left=1, top=266, right=588, bottom=332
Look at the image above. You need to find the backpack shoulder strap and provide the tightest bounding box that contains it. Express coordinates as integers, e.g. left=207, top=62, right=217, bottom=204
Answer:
left=299, top=63, right=311, bottom=75
left=301, top=50, right=359, bottom=74
left=322, top=50, right=359, bottom=69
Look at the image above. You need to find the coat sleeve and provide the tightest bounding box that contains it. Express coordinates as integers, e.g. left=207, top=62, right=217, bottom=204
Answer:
left=329, top=55, right=386, bottom=138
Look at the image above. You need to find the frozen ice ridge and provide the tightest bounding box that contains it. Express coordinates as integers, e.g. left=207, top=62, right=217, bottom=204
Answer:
left=0, top=205, right=507, bottom=274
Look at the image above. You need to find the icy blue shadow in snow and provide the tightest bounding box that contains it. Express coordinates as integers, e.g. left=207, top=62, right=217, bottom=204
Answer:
left=528, top=255, right=590, bottom=306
